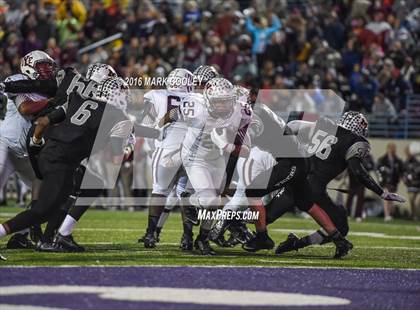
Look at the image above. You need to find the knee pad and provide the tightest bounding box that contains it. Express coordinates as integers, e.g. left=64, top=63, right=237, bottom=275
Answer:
left=190, top=192, right=220, bottom=209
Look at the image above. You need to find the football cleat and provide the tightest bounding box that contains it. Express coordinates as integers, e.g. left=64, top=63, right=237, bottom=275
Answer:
left=51, top=233, right=85, bottom=253
left=194, top=238, right=216, bottom=256
left=0, top=253, right=6, bottom=261
left=242, top=233, right=274, bottom=252
left=137, top=233, right=146, bottom=243
left=209, top=219, right=229, bottom=242
left=143, top=233, right=157, bottom=248
left=209, top=233, right=231, bottom=247
left=36, top=241, right=58, bottom=252
left=333, top=237, right=353, bottom=259
left=6, top=233, right=35, bottom=249
left=179, top=233, right=193, bottom=251
left=229, top=223, right=255, bottom=244
left=225, top=233, right=241, bottom=247
left=275, top=233, right=301, bottom=255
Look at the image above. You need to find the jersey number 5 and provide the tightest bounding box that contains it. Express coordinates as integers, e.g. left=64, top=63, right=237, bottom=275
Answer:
left=71, top=100, right=99, bottom=126
left=307, top=129, right=338, bottom=160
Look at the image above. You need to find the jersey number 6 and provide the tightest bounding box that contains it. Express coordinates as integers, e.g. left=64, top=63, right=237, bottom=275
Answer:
left=71, top=100, right=99, bottom=126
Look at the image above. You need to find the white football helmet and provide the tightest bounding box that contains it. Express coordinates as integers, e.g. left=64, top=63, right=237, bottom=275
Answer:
left=204, top=78, right=236, bottom=119
left=338, top=111, right=369, bottom=137
left=86, top=63, right=117, bottom=83
left=95, top=77, right=130, bottom=111
left=166, top=68, right=194, bottom=92
left=20, top=50, right=56, bottom=80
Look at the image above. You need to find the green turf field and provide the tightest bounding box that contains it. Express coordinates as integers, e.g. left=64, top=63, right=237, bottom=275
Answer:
left=1, top=206, right=419, bottom=269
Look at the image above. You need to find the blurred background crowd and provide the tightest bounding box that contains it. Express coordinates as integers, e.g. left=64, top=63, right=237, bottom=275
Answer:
left=0, top=0, right=419, bottom=220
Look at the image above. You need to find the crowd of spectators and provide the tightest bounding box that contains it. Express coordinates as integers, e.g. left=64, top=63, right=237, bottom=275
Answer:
left=0, top=0, right=418, bottom=118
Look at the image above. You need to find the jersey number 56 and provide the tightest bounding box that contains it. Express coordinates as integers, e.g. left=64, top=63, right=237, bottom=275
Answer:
left=307, top=129, right=338, bottom=160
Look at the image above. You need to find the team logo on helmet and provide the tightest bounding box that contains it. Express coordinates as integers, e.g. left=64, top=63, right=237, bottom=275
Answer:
left=338, top=111, right=369, bottom=137
left=20, top=50, right=56, bottom=80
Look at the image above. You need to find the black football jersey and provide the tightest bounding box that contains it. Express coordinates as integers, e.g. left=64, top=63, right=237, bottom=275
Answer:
left=33, top=67, right=98, bottom=118
left=48, top=92, right=131, bottom=163
left=250, top=103, right=305, bottom=159
left=307, top=117, right=370, bottom=185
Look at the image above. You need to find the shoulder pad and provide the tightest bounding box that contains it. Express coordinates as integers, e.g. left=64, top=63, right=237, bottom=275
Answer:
left=345, top=141, right=371, bottom=160
left=316, top=116, right=338, bottom=135
left=4, top=74, right=27, bottom=82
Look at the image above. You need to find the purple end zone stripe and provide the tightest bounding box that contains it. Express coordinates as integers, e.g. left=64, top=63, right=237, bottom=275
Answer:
left=0, top=267, right=419, bottom=310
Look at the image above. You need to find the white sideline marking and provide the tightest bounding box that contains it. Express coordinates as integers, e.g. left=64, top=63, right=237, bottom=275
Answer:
left=2, top=265, right=420, bottom=271
left=0, top=285, right=350, bottom=307
left=0, top=305, right=68, bottom=310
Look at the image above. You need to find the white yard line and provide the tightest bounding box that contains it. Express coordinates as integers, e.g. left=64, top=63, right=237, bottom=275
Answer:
left=72, top=227, right=420, bottom=240
left=67, top=242, right=420, bottom=251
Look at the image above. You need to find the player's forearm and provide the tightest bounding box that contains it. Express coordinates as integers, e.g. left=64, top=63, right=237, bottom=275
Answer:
left=33, top=116, right=51, bottom=141
left=348, top=157, right=384, bottom=196
left=4, top=79, right=57, bottom=97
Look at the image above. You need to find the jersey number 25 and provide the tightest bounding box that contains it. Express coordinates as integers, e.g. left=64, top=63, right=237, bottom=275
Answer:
left=307, top=129, right=338, bottom=160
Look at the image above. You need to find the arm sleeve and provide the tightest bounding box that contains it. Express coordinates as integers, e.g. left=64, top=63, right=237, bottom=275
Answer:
left=347, top=157, right=384, bottom=196
left=345, top=141, right=371, bottom=160
left=246, top=17, right=257, bottom=33
left=4, top=78, right=57, bottom=96
left=134, top=123, right=161, bottom=139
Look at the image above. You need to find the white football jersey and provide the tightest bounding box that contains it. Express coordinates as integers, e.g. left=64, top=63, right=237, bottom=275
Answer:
left=180, top=93, right=252, bottom=161
left=0, top=74, right=47, bottom=157
left=143, top=89, right=188, bottom=149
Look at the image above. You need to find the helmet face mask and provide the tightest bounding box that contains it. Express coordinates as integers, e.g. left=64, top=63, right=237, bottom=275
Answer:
left=338, top=111, right=369, bottom=137
left=204, top=78, right=236, bottom=119
left=20, top=50, right=56, bottom=80
left=96, top=77, right=130, bottom=111
left=86, top=63, right=117, bottom=83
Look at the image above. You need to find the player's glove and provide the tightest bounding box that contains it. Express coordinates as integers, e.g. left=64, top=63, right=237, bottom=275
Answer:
left=29, top=136, right=45, bottom=151
left=0, top=82, right=5, bottom=93
left=211, top=128, right=235, bottom=153
left=381, top=191, right=406, bottom=203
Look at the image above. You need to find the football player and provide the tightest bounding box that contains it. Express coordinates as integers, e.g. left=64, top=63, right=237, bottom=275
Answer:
left=0, top=50, right=56, bottom=248
left=0, top=77, right=133, bottom=246
left=164, top=77, right=252, bottom=255
left=273, top=112, right=405, bottom=255
left=150, top=65, right=221, bottom=252
left=136, top=68, right=194, bottom=248
left=235, top=89, right=354, bottom=258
